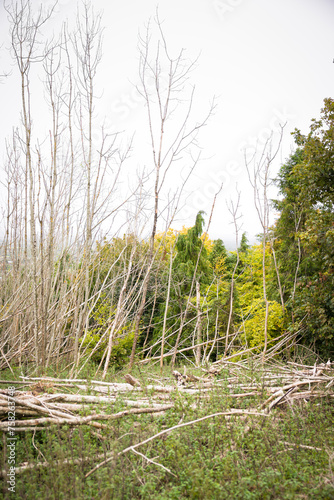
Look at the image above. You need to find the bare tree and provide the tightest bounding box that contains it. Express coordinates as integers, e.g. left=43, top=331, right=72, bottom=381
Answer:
left=245, top=127, right=284, bottom=362
left=129, top=13, right=215, bottom=369
left=1, top=1, right=133, bottom=375
left=224, top=190, right=242, bottom=357
left=160, top=234, right=177, bottom=370
left=5, top=0, right=57, bottom=367
left=71, top=3, right=104, bottom=368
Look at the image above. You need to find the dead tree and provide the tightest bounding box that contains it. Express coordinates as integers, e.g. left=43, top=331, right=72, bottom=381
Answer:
left=224, top=190, right=242, bottom=357
left=245, top=127, right=284, bottom=362
left=5, top=0, right=56, bottom=368
left=129, top=13, right=215, bottom=369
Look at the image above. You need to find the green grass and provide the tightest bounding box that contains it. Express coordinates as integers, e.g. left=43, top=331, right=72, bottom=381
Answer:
left=0, top=362, right=333, bottom=499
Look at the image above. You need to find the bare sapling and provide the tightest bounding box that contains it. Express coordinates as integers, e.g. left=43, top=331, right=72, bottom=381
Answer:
left=160, top=235, right=177, bottom=370
left=224, top=189, right=242, bottom=357
left=245, top=126, right=284, bottom=363
left=5, top=0, right=57, bottom=368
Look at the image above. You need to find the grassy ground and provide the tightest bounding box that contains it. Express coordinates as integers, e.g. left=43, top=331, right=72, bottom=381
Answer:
left=0, top=362, right=333, bottom=499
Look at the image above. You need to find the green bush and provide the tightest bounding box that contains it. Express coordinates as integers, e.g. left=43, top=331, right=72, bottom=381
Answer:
left=80, top=326, right=134, bottom=368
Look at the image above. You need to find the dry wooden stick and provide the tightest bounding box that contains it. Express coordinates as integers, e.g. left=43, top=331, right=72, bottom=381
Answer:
left=0, top=380, right=33, bottom=385
left=130, top=447, right=176, bottom=477
left=19, top=376, right=90, bottom=383
left=124, top=374, right=141, bottom=387
left=267, top=388, right=296, bottom=412
left=20, top=376, right=139, bottom=389
left=0, top=450, right=115, bottom=478
left=41, top=393, right=166, bottom=408
left=4, top=394, right=76, bottom=420
left=279, top=441, right=323, bottom=452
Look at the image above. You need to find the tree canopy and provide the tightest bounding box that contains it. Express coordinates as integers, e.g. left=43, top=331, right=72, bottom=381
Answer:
left=273, top=98, right=334, bottom=357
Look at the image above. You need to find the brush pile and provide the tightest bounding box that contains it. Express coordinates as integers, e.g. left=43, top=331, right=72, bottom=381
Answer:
left=0, top=360, right=333, bottom=434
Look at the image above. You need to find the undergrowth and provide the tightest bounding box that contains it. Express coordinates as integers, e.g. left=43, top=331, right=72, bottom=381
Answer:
left=0, top=362, right=333, bottom=499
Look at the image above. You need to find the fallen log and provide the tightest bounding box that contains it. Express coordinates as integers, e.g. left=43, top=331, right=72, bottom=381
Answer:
left=0, top=404, right=174, bottom=431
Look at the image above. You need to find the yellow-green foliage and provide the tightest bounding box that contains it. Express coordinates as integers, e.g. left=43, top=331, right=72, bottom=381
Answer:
left=154, top=225, right=213, bottom=258
left=214, top=254, right=228, bottom=277
left=243, top=300, right=285, bottom=348
left=81, top=327, right=134, bottom=367
left=80, top=292, right=134, bottom=367
left=110, top=330, right=135, bottom=366
left=234, top=243, right=285, bottom=349
left=237, top=244, right=267, bottom=312
left=204, top=277, right=230, bottom=309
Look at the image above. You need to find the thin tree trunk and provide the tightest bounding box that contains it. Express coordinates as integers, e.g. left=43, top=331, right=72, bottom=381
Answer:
left=195, top=280, right=202, bottom=366
left=160, top=244, right=174, bottom=370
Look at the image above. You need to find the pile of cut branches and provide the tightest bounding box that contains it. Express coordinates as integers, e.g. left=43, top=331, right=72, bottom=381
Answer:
left=0, top=360, right=333, bottom=433
left=0, top=360, right=333, bottom=479
left=205, top=359, right=334, bottom=410
left=0, top=378, right=174, bottom=434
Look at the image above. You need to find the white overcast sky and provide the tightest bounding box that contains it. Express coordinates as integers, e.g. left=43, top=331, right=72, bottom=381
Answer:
left=1, top=0, right=334, bottom=247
